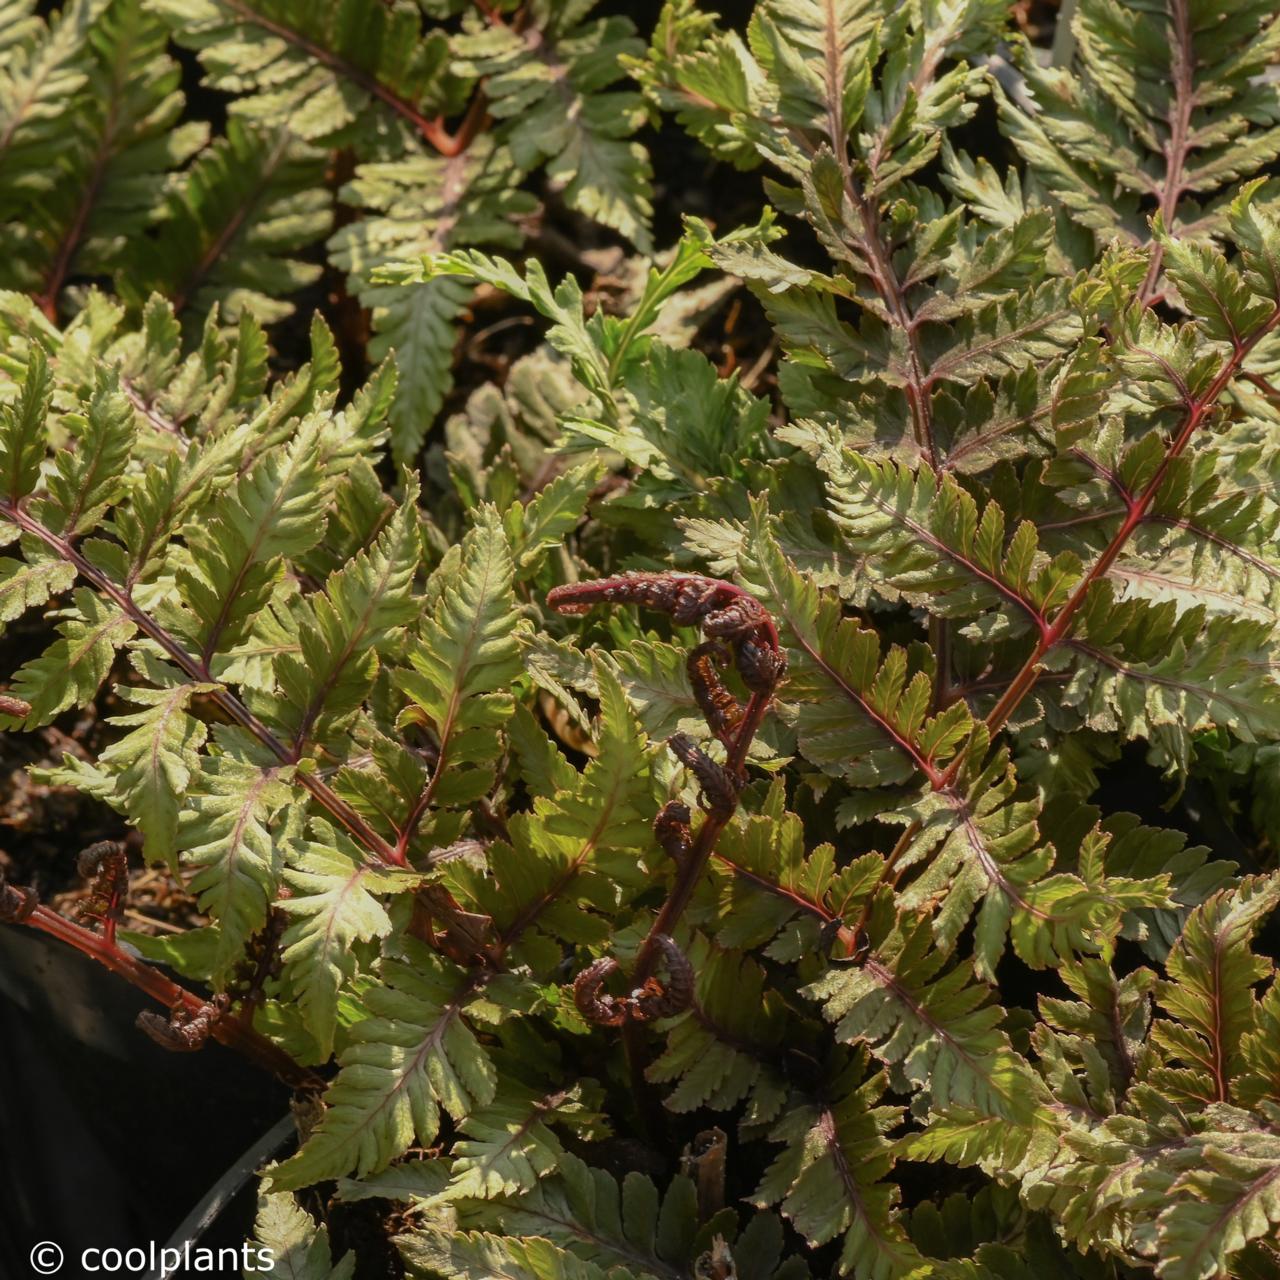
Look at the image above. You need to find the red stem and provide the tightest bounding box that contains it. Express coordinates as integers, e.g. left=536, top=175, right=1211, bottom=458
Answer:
left=633, top=688, right=773, bottom=983
left=0, top=498, right=403, bottom=865
left=956, top=305, right=1280, bottom=761
left=20, top=905, right=320, bottom=1089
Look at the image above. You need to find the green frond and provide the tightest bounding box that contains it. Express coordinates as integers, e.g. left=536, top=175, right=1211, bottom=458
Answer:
left=399, top=1229, right=629, bottom=1280
left=439, top=1152, right=707, bottom=1280
left=1000, top=0, right=1280, bottom=251
left=565, top=344, right=771, bottom=512
left=1045, top=1092, right=1280, bottom=1280
left=1156, top=1126, right=1280, bottom=1280
left=507, top=459, right=605, bottom=577
left=329, top=139, right=535, bottom=460
left=271, top=482, right=421, bottom=751
left=395, top=503, right=522, bottom=832
left=35, top=367, right=135, bottom=537
left=0, top=0, right=108, bottom=198
left=634, top=0, right=770, bottom=169
left=746, top=0, right=881, bottom=141
left=814, top=433, right=1079, bottom=636
left=438, top=1079, right=605, bottom=1204
left=152, top=0, right=451, bottom=151
left=647, top=935, right=789, bottom=1125
left=457, top=668, right=656, bottom=970
left=179, top=756, right=295, bottom=985
left=1151, top=874, right=1280, bottom=1108
left=246, top=1189, right=354, bottom=1280
left=1239, top=982, right=1280, bottom=1107
left=711, top=780, right=883, bottom=961
left=277, top=820, right=425, bottom=1059
left=0, top=546, right=74, bottom=630
left=0, top=0, right=205, bottom=306
left=456, top=5, right=653, bottom=249
left=1042, top=802, right=1235, bottom=963
left=1050, top=586, right=1280, bottom=772
left=0, top=343, right=52, bottom=504
left=754, top=1047, right=926, bottom=1279
left=269, top=940, right=496, bottom=1187
left=95, top=660, right=211, bottom=863
left=387, top=216, right=761, bottom=416
left=893, top=740, right=1171, bottom=978
left=1, top=587, right=135, bottom=727
left=736, top=497, right=972, bottom=787
left=122, top=120, right=331, bottom=324
left=173, top=417, right=328, bottom=656
left=804, top=891, right=1045, bottom=1123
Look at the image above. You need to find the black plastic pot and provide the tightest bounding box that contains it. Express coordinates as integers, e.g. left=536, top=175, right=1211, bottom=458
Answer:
left=0, top=927, right=291, bottom=1276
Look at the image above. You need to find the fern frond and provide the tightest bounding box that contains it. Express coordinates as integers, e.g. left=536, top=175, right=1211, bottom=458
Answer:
left=804, top=891, right=1044, bottom=1123
left=457, top=668, right=656, bottom=969
left=439, top=1079, right=604, bottom=1205
left=399, top=1229, right=628, bottom=1280
left=0, top=342, right=52, bottom=504
left=95, top=659, right=211, bottom=864
left=456, top=5, right=653, bottom=249
left=1, top=587, right=135, bottom=727
left=812, top=431, right=1078, bottom=636
left=247, top=1189, right=354, bottom=1280
left=0, top=546, right=74, bottom=629
left=1, top=0, right=206, bottom=311
left=736, top=497, right=972, bottom=787
left=999, top=0, right=1280, bottom=273
left=1156, top=1124, right=1280, bottom=1280
left=507, top=460, right=605, bottom=577
left=1151, top=874, right=1280, bottom=1108
left=1239, top=983, right=1280, bottom=1108
left=647, top=935, right=789, bottom=1125
left=754, top=1047, right=926, bottom=1279
left=122, top=120, right=331, bottom=324
left=329, top=138, right=535, bottom=460
left=0, top=0, right=107, bottom=199
left=440, top=1153, right=708, bottom=1280
left=710, top=780, right=883, bottom=962
left=271, top=483, right=421, bottom=753
left=277, top=820, right=425, bottom=1059
left=151, top=0, right=452, bottom=151
left=1041, top=802, right=1234, bottom=963
left=893, top=739, right=1171, bottom=979
left=269, top=940, right=496, bottom=1187
left=178, top=756, right=294, bottom=985
left=36, top=367, right=135, bottom=537
left=395, top=503, right=522, bottom=838
left=1051, top=586, right=1280, bottom=772
left=173, top=417, right=328, bottom=657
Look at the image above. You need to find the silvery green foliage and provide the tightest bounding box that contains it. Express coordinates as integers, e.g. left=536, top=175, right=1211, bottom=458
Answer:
left=0, top=0, right=655, bottom=458
left=3, top=2, right=1280, bottom=1278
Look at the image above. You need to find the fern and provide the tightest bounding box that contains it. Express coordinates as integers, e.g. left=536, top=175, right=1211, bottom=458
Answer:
left=3, top=4, right=1280, bottom=1279
left=269, top=940, right=497, bottom=1188
left=0, top=0, right=204, bottom=311
left=753, top=1048, right=926, bottom=1280
left=454, top=3, right=653, bottom=251
left=329, top=139, right=535, bottom=460
left=805, top=890, right=1044, bottom=1125
left=150, top=0, right=454, bottom=151
left=178, top=755, right=293, bottom=985
left=122, top=120, right=332, bottom=324
left=246, top=1189, right=354, bottom=1279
